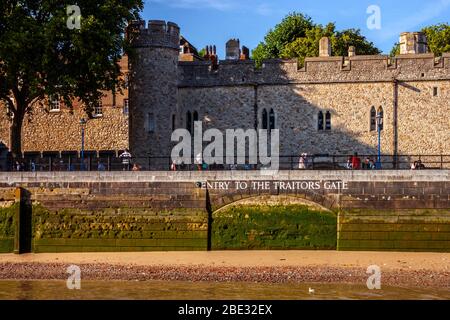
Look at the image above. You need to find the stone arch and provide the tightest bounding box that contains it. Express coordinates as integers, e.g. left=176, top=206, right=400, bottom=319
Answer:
left=213, top=194, right=334, bottom=214
left=209, top=191, right=338, bottom=214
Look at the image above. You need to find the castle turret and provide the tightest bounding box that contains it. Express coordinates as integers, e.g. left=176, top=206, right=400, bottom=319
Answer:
left=128, top=20, right=180, bottom=168
left=399, top=32, right=428, bottom=55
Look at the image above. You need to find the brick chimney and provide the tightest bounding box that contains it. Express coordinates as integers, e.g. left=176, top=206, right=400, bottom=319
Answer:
left=319, top=37, right=331, bottom=57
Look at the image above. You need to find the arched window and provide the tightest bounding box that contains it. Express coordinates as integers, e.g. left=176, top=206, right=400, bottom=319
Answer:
left=370, top=106, right=376, bottom=131
left=318, top=111, right=324, bottom=130
left=325, top=111, right=331, bottom=130
left=377, top=107, right=384, bottom=131
left=269, top=109, right=275, bottom=131
left=186, top=111, right=192, bottom=134
left=262, top=109, right=268, bottom=130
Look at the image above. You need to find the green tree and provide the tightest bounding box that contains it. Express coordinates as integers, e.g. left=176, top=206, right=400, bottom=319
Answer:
left=422, top=23, right=450, bottom=55
left=198, top=48, right=206, bottom=58
left=252, top=12, right=380, bottom=67
left=251, top=12, right=314, bottom=66
left=390, top=43, right=400, bottom=57
left=0, top=0, right=143, bottom=157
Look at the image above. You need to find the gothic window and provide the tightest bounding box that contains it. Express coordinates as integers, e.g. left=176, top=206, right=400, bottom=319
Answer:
left=262, top=109, right=268, bottom=130
left=370, top=106, right=376, bottom=131
left=377, top=107, right=384, bottom=131
left=325, top=111, right=331, bottom=130
left=186, top=111, right=192, bottom=134
left=317, top=111, right=324, bottom=131
left=148, top=112, right=155, bottom=133
left=269, top=109, right=275, bottom=131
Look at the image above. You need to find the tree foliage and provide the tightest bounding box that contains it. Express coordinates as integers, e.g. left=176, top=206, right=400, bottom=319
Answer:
left=251, top=12, right=380, bottom=67
left=0, top=0, right=143, bottom=156
left=422, top=23, right=450, bottom=55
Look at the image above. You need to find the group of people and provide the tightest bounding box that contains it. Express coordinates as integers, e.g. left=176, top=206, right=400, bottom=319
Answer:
left=411, top=160, right=426, bottom=170
left=346, top=153, right=377, bottom=170
left=297, top=152, right=379, bottom=170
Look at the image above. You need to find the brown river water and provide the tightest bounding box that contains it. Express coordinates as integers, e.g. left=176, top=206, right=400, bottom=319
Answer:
left=0, top=280, right=448, bottom=300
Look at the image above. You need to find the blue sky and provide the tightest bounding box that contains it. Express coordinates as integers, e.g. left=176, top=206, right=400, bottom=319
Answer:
left=143, top=0, right=450, bottom=57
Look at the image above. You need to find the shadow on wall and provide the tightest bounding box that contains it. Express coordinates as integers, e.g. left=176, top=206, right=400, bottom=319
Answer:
left=178, top=61, right=422, bottom=169
left=0, top=142, right=9, bottom=171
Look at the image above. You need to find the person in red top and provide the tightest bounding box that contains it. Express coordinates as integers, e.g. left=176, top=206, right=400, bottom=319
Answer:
left=351, top=152, right=361, bottom=170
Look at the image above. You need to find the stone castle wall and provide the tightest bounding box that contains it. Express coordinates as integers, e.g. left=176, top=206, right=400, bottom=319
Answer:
left=0, top=19, right=449, bottom=162
left=178, top=53, right=450, bottom=163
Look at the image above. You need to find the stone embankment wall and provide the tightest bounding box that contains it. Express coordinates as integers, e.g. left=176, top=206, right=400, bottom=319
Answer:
left=0, top=171, right=448, bottom=252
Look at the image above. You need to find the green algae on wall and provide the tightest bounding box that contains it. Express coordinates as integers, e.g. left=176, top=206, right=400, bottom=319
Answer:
left=31, top=204, right=208, bottom=252
left=0, top=204, right=17, bottom=252
left=211, top=205, right=337, bottom=250
left=338, top=209, right=450, bottom=252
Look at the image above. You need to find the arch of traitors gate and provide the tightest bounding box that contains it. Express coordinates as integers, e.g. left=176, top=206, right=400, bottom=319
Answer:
left=0, top=170, right=448, bottom=253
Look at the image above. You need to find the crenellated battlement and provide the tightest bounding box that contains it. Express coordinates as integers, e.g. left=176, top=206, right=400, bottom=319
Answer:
left=178, top=53, right=450, bottom=87
left=128, top=20, right=180, bottom=49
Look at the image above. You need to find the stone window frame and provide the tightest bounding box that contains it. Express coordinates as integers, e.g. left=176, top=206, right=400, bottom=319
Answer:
left=259, top=108, right=277, bottom=132
left=93, top=100, right=103, bottom=118
left=317, top=111, right=324, bottom=131
left=49, top=95, right=61, bottom=113
left=433, top=87, right=438, bottom=97
left=369, top=106, right=377, bottom=131
left=325, top=111, right=331, bottom=130
left=123, top=99, right=129, bottom=115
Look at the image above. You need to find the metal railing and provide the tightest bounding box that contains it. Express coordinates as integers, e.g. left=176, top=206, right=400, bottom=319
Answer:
left=4, top=154, right=450, bottom=172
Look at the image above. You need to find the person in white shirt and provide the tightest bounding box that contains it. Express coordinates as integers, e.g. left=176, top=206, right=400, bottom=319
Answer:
left=119, top=149, right=132, bottom=171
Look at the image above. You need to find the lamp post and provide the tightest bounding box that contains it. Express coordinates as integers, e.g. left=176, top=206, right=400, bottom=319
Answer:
left=80, top=118, right=87, bottom=171
left=376, top=112, right=383, bottom=169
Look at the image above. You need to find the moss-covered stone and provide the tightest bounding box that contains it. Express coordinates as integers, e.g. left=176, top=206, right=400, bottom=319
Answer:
left=211, top=205, right=337, bottom=250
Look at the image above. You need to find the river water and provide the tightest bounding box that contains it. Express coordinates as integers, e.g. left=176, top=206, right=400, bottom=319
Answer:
left=0, top=280, right=448, bottom=300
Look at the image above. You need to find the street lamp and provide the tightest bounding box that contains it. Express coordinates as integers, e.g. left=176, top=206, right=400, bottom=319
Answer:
left=376, top=111, right=383, bottom=169
left=80, top=118, right=87, bottom=171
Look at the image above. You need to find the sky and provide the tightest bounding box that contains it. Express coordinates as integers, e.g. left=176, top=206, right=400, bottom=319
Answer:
left=143, top=0, right=450, bottom=58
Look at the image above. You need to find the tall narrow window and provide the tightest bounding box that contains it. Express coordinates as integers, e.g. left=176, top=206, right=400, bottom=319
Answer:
left=433, top=87, right=438, bottom=97
left=193, top=111, right=199, bottom=122
left=148, top=112, right=155, bottom=133
left=123, top=99, right=129, bottom=115
left=318, top=111, right=324, bottom=131
left=269, top=109, right=275, bottom=131
left=186, top=111, right=192, bottom=134
left=377, top=107, right=384, bottom=131
left=172, top=114, right=176, bottom=132
left=370, top=106, right=376, bottom=131
left=325, top=111, right=331, bottom=130
left=262, top=109, right=268, bottom=130
left=49, top=95, right=60, bottom=112
left=93, top=100, right=103, bottom=117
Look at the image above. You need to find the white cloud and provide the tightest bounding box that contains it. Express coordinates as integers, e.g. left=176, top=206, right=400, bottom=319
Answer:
left=147, top=0, right=236, bottom=11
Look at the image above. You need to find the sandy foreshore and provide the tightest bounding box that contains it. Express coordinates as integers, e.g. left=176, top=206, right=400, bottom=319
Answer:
left=0, top=251, right=449, bottom=288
